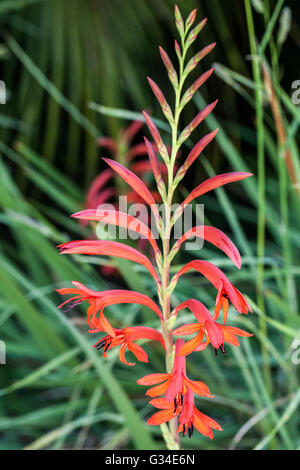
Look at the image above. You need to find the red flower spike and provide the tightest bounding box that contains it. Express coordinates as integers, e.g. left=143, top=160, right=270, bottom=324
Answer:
left=184, top=43, right=217, bottom=76
left=173, top=260, right=252, bottom=317
left=58, top=240, right=160, bottom=285
left=171, top=225, right=241, bottom=269
left=57, top=281, right=163, bottom=321
left=90, top=313, right=165, bottom=366
left=71, top=209, right=160, bottom=255
left=147, top=77, right=173, bottom=121
left=159, top=46, right=178, bottom=88
left=137, top=339, right=213, bottom=400
left=85, top=169, right=114, bottom=208
left=143, top=111, right=170, bottom=163
left=122, top=120, right=144, bottom=144
left=180, top=68, right=214, bottom=109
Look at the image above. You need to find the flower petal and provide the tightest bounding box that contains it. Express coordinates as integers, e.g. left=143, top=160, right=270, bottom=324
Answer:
left=103, top=157, right=160, bottom=220
left=59, top=240, right=160, bottom=285
left=72, top=209, right=159, bottom=254
left=172, top=323, right=202, bottom=336
left=184, top=378, right=213, bottom=398
left=127, top=342, right=149, bottom=363
left=173, top=226, right=241, bottom=269
left=149, top=398, right=173, bottom=410
left=178, top=330, right=205, bottom=356
left=147, top=409, right=174, bottom=426
left=182, top=172, right=253, bottom=206
left=137, top=373, right=170, bottom=386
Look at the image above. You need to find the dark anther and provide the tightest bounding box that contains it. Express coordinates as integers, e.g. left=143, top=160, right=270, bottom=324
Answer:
left=214, top=348, right=218, bottom=356
left=180, top=393, right=183, bottom=406
left=183, top=424, right=186, bottom=437
left=95, top=339, right=106, bottom=350
left=220, top=344, right=226, bottom=355
left=104, top=341, right=111, bottom=352
left=188, top=423, right=194, bottom=438
left=63, top=300, right=82, bottom=313
left=174, top=397, right=177, bottom=412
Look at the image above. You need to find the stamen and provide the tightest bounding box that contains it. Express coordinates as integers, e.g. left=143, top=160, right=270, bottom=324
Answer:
left=174, top=397, right=177, bottom=412
left=104, top=341, right=112, bottom=352
left=220, top=344, right=226, bottom=355
left=214, top=348, right=218, bottom=356
left=188, top=423, right=194, bottom=438
left=180, top=393, right=183, bottom=406
left=63, top=300, right=82, bottom=312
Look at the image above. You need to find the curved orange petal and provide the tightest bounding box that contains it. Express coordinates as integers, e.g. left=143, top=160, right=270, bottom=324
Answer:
left=184, top=378, right=213, bottom=398
left=99, top=311, right=116, bottom=338
left=119, top=343, right=136, bottom=366
left=193, top=414, right=214, bottom=439
left=172, top=323, right=202, bottom=336
left=149, top=398, right=173, bottom=410
left=146, top=377, right=172, bottom=397
left=127, top=342, right=148, bottom=363
left=194, top=408, right=223, bottom=431
left=178, top=330, right=205, bottom=356
left=147, top=409, right=174, bottom=425
left=137, top=373, right=170, bottom=386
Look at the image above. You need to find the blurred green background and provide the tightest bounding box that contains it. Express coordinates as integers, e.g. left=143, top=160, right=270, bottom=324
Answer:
left=0, top=0, right=299, bottom=450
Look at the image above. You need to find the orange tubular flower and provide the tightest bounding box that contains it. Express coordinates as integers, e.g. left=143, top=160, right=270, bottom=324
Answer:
left=172, top=260, right=252, bottom=322
left=172, top=299, right=253, bottom=356
left=148, top=389, right=222, bottom=439
left=90, top=312, right=165, bottom=366
left=137, top=339, right=213, bottom=401
left=57, top=281, right=163, bottom=322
